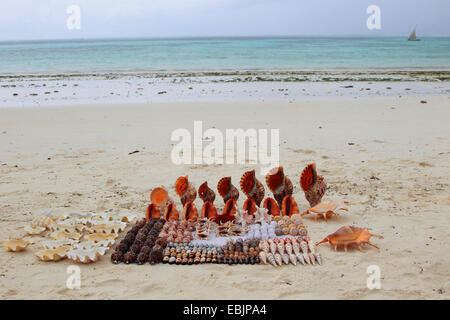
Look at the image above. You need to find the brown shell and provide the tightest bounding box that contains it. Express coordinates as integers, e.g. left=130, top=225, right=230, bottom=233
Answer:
left=175, top=176, right=197, bottom=206
left=201, top=201, right=218, bottom=219
left=266, top=166, right=293, bottom=207
left=242, top=198, right=257, bottom=216
left=214, top=199, right=236, bottom=224
left=281, top=196, right=300, bottom=216
left=300, top=163, right=327, bottom=207
left=217, top=177, right=239, bottom=203
left=182, top=201, right=198, bottom=222
left=163, top=203, right=179, bottom=221
left=239, top=170, right=265, bottom=206
left=316, top=226, right=383, bottom=251
left=145, top=203, right=161, bottom=220
left=198, top=181, right=216, bottom=203
left=263, top=197, right=281, bottom=216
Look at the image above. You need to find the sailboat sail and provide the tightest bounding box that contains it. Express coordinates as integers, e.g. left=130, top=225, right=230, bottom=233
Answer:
left=408, top=28, right=419, bottom=41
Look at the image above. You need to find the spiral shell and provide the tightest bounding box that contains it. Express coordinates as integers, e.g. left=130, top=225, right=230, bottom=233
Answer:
left=289, top=253, right=297, bottom=265
left=267, top=253, right=277, bottom=267
left=282, top=253, right=290, bottom=265
left=198, top=181, right=216, bottom=203
left=240, top=170, right=265, bottom=206
left=277, top=242, right=285, bottom=255
left=292, top=242, right=300, bottom=255
left=217, top=177, right=240, bottom=203
left=274, top=253, right=282, bottom=266
left=261, top=240, right=269, bottom=254
left=269, top=240, right=277, bottom=255
left=175, top=176, right=197, bottom=206
left=259, top=251, right=268, bottom=264
left=285, top=242, right=293, bottom=255
left=265, top=166, right=293, bottom=208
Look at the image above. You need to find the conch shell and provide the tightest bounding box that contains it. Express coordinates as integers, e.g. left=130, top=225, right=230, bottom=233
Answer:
left=36, top=245, right=71, bottom=262
left=150, top=186, right=173, bottom=212
left=198, top=181, right=215, bottom=203
left=300, top=163, right=327, bottom=207
left=281, top=196, right=300, bottom=216
left=3, top=239, right=32, bottom=252
left=266, top=166, right=293, bottom=208
left=145, top=203, right=161, bottom=220
left=182, top=201, right=198, bottom=222
left=242, top=198, right=258, bottom=216
left=240, top=170, right=265, bottom=206
left=175, top=176, right=197, bottom=206
left=163, top=202, right=179, bottom=221
left=262, top=197, right=280, bottom=216
left=201, top=201, right=218, bottom=220
left=217, top=177, right=239, bottom=203
left=301, top=200, right=349, bottom=222
left=214, top=199, right=236, bottom=224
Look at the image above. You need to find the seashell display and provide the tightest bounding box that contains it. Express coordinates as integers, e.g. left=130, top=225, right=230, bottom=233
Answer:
left=24, top=225, right=46, bottom=235
left=50, top=231, right=82, bottom=241
left=198, top=181, right=216, bottom=203
left=281, top=195, right=300, bottom=216
left=36, top=245, right=71, bottom=262
left=240, top=170, right=265, bottom=206
left=84, top=232, right=117, bottom=242
left=217, top=177, right=239, bottom=203
left=145, top=203, right=161, bottom=220
left=301, top=200, right=349, bottom=222
left=175, top=176, right=197, bottom=206
left=31, top=215, right=55, bottom=229
left=182, top=201, right=198, bottom=222
left=262, top=197, right=281, bottom=216
left=3, top=239, right=32, bottom=252
left=242, top=198, right=258, bottom=216
left=201, top=201, right=218, bottom=220
left=265, top=166, right=294, bottom=208
left=300, top=163, right=327, bottom=207
left=163, top=203, right=179, bottom=221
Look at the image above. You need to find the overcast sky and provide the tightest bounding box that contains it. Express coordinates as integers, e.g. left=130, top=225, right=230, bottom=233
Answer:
left=0, top=0, right=449, bottom=40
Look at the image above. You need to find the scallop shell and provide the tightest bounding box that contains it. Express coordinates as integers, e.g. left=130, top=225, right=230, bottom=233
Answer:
left=217, top=177, right=240, bottom=203
left=201, top=201, right=218, bottom=220
left=198, top=181, right=216, bottom=203
left=36, top=245, right=71, bottom=262
left=31, top=215, right=55, bottom=228
left=50, top=231, right=82, bottom=241
left=182, top=201, right=198, bottom=222
left=3, top=239, right=32, bottom=252
left=281, top=195, right=300, bottom=216
left=163, top=203, right=179, bottom=221
left=262, top=197, right=281, bottom=216
left=24, top=225, right=46, bottom=235
left=84, top=233, right=116, bottom=242
left=240, top=170, right=265, bottom=206
left=175, top=176, right=197, bottom=206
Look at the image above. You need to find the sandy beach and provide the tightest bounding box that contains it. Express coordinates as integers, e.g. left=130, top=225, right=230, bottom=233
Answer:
left=0, top=92, right=449, bottom=299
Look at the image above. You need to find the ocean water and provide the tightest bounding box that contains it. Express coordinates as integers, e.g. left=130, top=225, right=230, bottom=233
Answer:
left=0, top=37, right=449, bottom=75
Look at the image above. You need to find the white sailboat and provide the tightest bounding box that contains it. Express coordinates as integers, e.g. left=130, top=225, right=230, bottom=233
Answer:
left=408, top=27, right=420, bottom=41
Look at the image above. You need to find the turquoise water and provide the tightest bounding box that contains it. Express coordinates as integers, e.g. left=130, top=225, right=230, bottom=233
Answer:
left=0, top=37, right=449, bottom=74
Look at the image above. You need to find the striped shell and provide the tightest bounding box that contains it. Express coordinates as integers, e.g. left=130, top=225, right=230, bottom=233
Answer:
left=267, top=253, right=277, bottom=267
left=217, top=177, right=239, bottom=203
left=240, top=170, right=265, bottom=206
left=175, top=176, right=197, bottom=206
left=269, top=240, right=277, bottom=255
left=300, top=163, right=327, bottom=207
left=265, top=166, right=294, bottom=208
left=285, top=242, right=293, bottom=255
left=259, top=251, right=268, bottom=264
left=292, top=242, right=300, bottom=255
left=274, top=253, right=283, bottom=266
left=282, top=253, right=290, bottom=265
left=261, top=240, right=270, bottom=254
left=289, top=253, right=297, bottom=265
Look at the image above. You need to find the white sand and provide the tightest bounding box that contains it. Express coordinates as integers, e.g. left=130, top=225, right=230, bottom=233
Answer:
left=0, top=96, right=449, bottom=299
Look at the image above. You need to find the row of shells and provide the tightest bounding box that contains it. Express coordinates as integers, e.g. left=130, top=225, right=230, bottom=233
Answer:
left=259, top=237, right=322, bottom=266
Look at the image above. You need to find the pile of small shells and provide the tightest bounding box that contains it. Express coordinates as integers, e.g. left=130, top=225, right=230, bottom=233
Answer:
left=196, top=218, right=212, bottom=240
left=245, top=222, right=277, bottom=240
left=259, top=237, right=322, bottom=267
left=271, top=214, right=308, bottom=237
left=218, top=238, right=261, bottom=265
left=159, top=220, right=196, bottom=245
left=111, top=218, right=166, bottom=265
left=162, top=243, right=219, bottom=265
left=216, top=221, right=245, bottom=237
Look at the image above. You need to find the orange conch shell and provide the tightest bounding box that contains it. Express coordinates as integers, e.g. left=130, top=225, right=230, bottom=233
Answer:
left=266, top=166, right=293, bottom=208
left=301, top=200, right=349, bottom=222
left=239, top=170, right=265, bottom=206
left=150, top=186, right=172, bottom=212
left=263, top=197, right=281, bottom=216
left=175, top=176, right=197, bottom=206
left=281, top=196, right=300, bottom=216
left=300, top=163, right=327, bottom=207
left=201, top=201, right=218, bottom=220
left=182, top=201, right=198, bottom=222
left=145, top=203, right=161, bottom=220
left=217, top=177, right=240, bottom=203
left=214, top=199, right=236, bottom=224
left=163, top=202, right=179, bottom=221
left=198, top=181, right=216, bottom=203
left=316, top=226, right=383, bottom=252
left=242, top=198, right=258, bottom=216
